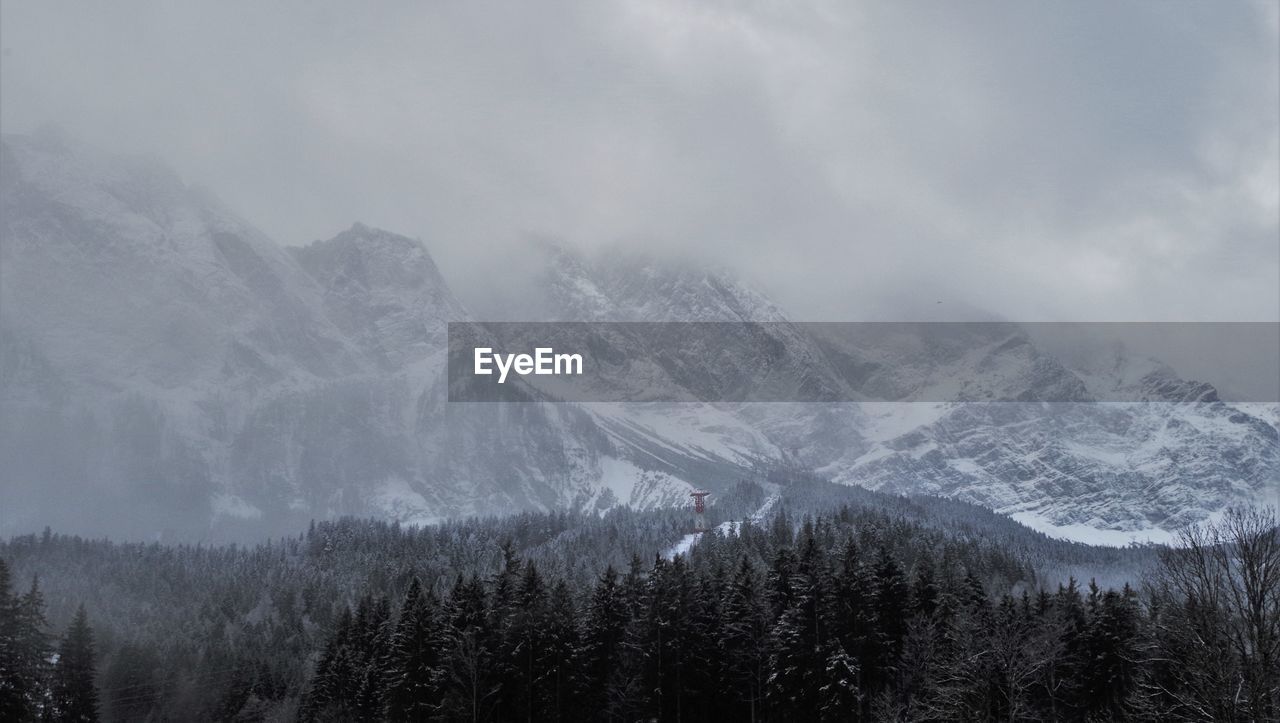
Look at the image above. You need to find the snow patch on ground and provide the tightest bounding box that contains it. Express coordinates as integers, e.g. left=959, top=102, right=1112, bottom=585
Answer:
left=595, top=456, right=694, bottom=509
left=1009, top=510, right=1175, bottom=547
left=598, top=457, right=646, bottom=505
left=663, top=492, right=780, bottom=559
left=664, top=532, right=701, bottom=560
left=751, top=493, right=780, bottom=522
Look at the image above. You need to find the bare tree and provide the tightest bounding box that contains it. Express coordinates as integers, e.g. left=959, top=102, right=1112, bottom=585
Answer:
left=1150, top=506, right=1280, bottom=721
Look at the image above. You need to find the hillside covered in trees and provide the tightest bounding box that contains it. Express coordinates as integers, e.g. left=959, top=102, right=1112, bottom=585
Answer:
left=1, top=482, right=1276, bottom=721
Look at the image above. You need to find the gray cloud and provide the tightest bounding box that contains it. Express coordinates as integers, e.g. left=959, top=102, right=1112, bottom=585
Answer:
left=2, top=0, right=1276, bottom=322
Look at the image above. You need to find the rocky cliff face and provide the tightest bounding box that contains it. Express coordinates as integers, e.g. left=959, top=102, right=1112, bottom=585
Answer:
left=2, top=131, right=1275, bottom=543
left=526, top=246, right=1278, bottom=542
left=0, top=132, right=701, bottom=539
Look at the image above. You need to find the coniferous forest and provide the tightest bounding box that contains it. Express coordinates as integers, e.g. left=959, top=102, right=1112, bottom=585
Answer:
left=4, top=1, right=1279, bottom=721
left=1, top=480, right=1277, bottom=722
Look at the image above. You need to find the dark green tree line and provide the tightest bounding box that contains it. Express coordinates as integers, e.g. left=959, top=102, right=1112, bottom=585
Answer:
left=0, top=558, right=99, bottom=722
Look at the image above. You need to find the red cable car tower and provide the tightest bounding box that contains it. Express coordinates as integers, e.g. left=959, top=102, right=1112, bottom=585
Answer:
left=690, top=490, right=710, bottom=532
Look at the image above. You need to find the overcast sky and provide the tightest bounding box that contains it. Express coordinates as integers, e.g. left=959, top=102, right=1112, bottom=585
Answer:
left=2, top=0, right=1277, bottom=323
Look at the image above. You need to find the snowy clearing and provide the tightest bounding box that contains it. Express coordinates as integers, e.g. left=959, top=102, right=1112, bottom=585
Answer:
left=663, top=492, right=781, bottom=559
left=1009, top=511, right=1176, bottom=547
left=664, top=532, right=702, bottom=560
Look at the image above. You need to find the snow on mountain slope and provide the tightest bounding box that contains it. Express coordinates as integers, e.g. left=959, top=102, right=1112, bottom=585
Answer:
left=291, top=223, right=466, bottom=369
left=1, top=128, right=363, bottom=390
left=810, top=323, right=1092, bottom=402
left=1, top=132, right=1273, bottom=543
left=538, top=244, right=791, bottom=323
left=837, top=401, right=1278, bottom=537
left=515, top=244, right=856, bottom=403
left=2, top=130, right=371, bottom=536
left=527, top=245, right=1277, bottom=540
left=0, top=133, right=705, bottom=538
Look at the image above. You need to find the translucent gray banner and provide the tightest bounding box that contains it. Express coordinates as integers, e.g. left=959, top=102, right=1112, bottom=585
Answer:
left=447, top=322, right=1280, bottom=403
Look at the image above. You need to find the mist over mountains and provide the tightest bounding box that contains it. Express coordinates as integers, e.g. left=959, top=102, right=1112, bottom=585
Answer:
left=1, top=129, right=1276, bottom=543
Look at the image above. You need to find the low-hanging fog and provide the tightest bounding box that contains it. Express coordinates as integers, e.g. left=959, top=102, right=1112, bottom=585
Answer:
left=2, top=0, right=1276, bottom=328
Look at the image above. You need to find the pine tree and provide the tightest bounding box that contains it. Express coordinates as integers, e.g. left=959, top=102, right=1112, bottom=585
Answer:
left=49, top=605, right=98, bottom=723
left=351, top=595, right=392, bottom=720
left=1079, top=583, right=1144, bottom=719
left=541, top=580, right=581, bottom=722
left=385, top=578, right=444, bottom=721
left=767, top=533, right=840, bottom=720
left=911, top=562, right=938, bottom=619
left=583, top=560, right=622, bottom=706
left=819, top=643, right=861, bottom=721
left=1, top=563, right=56, bottom=722
left=871, top=544, right=909, bottom=685
left=765, top=547, right=798, bottom=620
left=503, top=562, right=549, bottom=723
left=607, top=614, right=649, bottom=722
left=768, top=601, right=825, bottom=719
left=722, top=557, right=769, bottom=722
left=16, top=577, right=52, bottom=718
left=301, top=606, right=356, bottom=721
left=0, top=558, right=25, bottom=722
left=438, top=575, right=496, bottom=722
left=684, top=567, right=726, bottom=722
left=639, top=554, right=695, bottom=723
left=620, top=555, right=647, bottom=619
left=582, top=566, right=628, bottom=718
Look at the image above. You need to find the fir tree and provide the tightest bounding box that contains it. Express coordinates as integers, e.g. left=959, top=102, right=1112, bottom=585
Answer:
left=301, top=606, right=356, bottom=721
left=1079, top=583, right=1144, bottom=719
left=541, top=580, right=581, bottom=722
left=503, top=562, right=549, bottom=723
left=1, top=563, right=56, bottom=722
left=869, top=544, right=909, bottom=694
left=0, top=558, right=26, bottom=721
left=438, top=576, right=496, bottom=722
left=49, top=605, right=98, bottom=723
left=768, top=534, right=839, bottom=720
left=722, top=557, right=769, bottom=722
left=582, top=566, right=629, bottom=719
left=385, top=578, right=444, bottom=721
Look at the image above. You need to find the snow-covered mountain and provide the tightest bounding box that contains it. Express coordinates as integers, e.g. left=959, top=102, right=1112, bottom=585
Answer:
left=1, top=131, right=1275, bottom=543
left=0, top=131, right=700, bottom=538
left=290, top=223, right=465, bottom=370
left=521, top=245, right=1278, bottom=543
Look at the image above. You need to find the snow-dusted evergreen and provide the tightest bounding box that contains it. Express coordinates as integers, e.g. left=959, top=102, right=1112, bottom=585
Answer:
left=4, top=489, right=1277, bottom=720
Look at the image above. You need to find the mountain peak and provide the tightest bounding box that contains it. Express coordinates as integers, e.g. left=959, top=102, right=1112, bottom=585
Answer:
left=291, top=224, right=467, bottom=367
left=1, top=130, right=359, bottom=387
left=293, top=224, right=447, bottom=291
left=533, top=242, right=791, bottom=322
